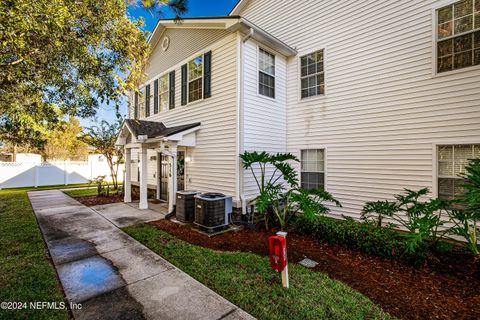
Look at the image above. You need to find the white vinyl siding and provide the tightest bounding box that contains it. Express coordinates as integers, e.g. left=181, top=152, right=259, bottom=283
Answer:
left=243, top=39, right=288, bottom=199
left=240, top=0, right=480, bottom=220
left=146, top=28, right=229, bottom=78
left=437, top=144, right=480, bottom=200
left=146, top=33, right=238, bottom=198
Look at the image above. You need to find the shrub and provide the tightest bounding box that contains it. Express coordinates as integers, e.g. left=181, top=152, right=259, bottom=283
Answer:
left=448, top=159, right=480, bottom=257
left=90, top=175, right=107, bottom=196
left=294, top=215, right=428, bottom=264
left=239, top=151, right=299, bottom=229
left=361, top=188, right=449, bottom=259
left=260, top=187, right=341, bottom=231
left=361, top=200, right=397, bottom=227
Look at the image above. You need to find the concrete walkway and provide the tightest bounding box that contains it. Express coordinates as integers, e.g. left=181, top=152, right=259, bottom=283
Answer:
left=28, top=190, right=254, bottom=320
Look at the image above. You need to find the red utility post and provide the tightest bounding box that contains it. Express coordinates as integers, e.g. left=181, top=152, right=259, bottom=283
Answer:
left=269, top=231, right=289, bottom=288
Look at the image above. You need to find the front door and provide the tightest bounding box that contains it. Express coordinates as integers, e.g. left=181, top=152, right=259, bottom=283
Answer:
left=159, top=154, right=169, bottom=201
left=158, top=151, right=186, bottom=201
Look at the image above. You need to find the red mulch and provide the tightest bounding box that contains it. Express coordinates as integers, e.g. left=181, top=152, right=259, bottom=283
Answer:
left=75, top=195, right=125, bottom=206
left=149, top=219, right=480, bottom=320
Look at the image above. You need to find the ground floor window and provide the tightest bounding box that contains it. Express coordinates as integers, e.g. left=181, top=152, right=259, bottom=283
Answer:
left=438, top=144, right=480, bottom=200
left=300, top=149, right=325, bottom=190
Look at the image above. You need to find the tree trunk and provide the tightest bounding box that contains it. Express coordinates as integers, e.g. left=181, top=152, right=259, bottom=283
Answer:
left=12, top=144, right=17, bottom=162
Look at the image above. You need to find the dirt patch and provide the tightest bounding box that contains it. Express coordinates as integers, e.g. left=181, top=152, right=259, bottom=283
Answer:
left=74, top=195, right=124, bottom=206
left=150, top=219, right=480, bottom=320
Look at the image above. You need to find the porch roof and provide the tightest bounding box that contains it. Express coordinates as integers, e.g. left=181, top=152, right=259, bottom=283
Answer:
left=116, top=119, right=201, bottom=146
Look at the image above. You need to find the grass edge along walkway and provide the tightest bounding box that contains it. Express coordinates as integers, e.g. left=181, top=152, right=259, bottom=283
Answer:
left=124, top=223, right=395, bottom=320
left=0, top=184, right=89, bottom=320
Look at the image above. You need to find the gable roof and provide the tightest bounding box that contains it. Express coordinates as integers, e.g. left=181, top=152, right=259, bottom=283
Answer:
left=124, top=119, right=201, bottom=138
left=148, top=16, right=296, bottom=57
left=229, top=0, right=250, bottom=16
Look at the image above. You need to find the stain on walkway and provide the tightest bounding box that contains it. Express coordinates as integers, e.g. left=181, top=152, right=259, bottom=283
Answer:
left=29, top=190, right=254, bottom=320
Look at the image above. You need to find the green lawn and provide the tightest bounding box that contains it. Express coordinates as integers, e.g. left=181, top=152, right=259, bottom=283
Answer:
left=63, top=183, right=123, bottom=198
left=0, top=184, right=88, bottom=320
left=124, top=224, right=394, bottom=320
left=63, top=187, right=97, bottom=197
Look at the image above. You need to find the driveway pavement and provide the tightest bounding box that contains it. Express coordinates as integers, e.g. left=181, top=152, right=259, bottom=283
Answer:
left=28, top=190, right=254, bottom=320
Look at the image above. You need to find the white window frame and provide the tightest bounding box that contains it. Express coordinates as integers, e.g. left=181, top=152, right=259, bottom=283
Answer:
left=187, top=55, right=204, bottom=104
left=138, top=86, right=146, bottom=119
left=299, top=49, right=326, bottom=100
left=300, top=148, right=327, bottom=191
left=257, top=46, right=276, bottom=99
left=432, top=0, right=480, bottom=77
left=157, top=73, right=169, bottom=113
left=297, top=48, right=327, bottom=101
left=432, top=141, right=480, bottom=198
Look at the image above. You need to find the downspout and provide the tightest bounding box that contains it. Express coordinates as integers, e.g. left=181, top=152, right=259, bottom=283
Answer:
left=237, top=28, right=254, bottom=218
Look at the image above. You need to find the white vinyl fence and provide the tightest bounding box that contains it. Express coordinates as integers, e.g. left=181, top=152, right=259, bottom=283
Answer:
left=0, top=157, right=124, bottom=189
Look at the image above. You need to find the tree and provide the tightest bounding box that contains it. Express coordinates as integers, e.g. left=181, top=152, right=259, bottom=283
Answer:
left=82, top=116, right=124, bottom=189
left=42, top=117, right=89, bottom=161
left=0, top=0, right=187, bottom=158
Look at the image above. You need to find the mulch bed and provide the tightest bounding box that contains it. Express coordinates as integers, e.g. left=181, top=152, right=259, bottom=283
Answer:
left=74, top=195, right=125, bottom=206
left=150, top=219, right=480, bottom=320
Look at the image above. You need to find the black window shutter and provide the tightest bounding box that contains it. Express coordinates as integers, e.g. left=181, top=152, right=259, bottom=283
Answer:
left=153, top=79, right=158, bottom=114
left=145, top=84, right=150, bottom=117
left=181, top=64, right=187, bottom=105
left=134, top=91, right=139, bottom=119
left=169, top=70, right=175, bottom=109
left=203, top=51, right=212, bottom=98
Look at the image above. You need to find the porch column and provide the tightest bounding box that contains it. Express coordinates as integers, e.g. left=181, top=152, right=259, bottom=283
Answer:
left=139, top=146, right=148, bottom=209
left=168, top=143, right=178, bottom=212
left=156, top=151, right=161, bottom=200
left=124, top=148, right=132, bottom=203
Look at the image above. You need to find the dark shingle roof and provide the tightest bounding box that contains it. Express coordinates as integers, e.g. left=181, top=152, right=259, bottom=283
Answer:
left=125, top=119, right=200, bottom=139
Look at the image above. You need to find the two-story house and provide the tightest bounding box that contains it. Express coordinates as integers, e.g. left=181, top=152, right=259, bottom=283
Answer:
left=117, top=0, right=480, bottom=220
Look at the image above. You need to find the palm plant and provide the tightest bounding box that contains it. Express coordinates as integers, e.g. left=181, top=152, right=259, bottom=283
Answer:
left=449, top=159, right=480, bottom=257
left=361, top=200, right=398, bottom=227
left=362, top=188, right=449, bottom=256
left=256, top=186, right=341, bottom=231
left=239, top=151, right=299, bottom=229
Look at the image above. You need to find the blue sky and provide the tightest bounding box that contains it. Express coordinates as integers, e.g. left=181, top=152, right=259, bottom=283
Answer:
left=82, top=0, right=239, bottom=127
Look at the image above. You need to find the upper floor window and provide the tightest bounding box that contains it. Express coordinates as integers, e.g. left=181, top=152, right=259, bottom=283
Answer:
left=438, top=144, right=480, bottom=200
left=258, top=48, right=275, bottom=98
left=300, top=50, right=324, bottom=98
left=437, top=0, right=480, bottom=73
left=188, top=56, right=203, bottom=103
left=301, top=149, right=325, bottom=190
left=158, top=74, right=169, bottom=112
left=138, top=87, right=146, bottom=118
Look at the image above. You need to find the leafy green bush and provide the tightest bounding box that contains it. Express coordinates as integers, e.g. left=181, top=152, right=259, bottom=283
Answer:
left=294, top=215, right=428, bottom=264
left=90, top=175, right=108, bottom=196
left=258, top=187, right=341, bottom=231
left=239, top=151, right=299, bottom=229
left=361, top=188, right=450, bottom=259
left=448, top=159, right=480, bottom=257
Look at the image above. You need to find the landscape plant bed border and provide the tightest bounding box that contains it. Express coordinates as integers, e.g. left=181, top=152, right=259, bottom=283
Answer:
left=124, top=223, right=393, bottom=320
left=150, top=219, right=480, bottom=320
left=63, top=187, right=130, bottom=206
left=73, top=194, right=125, bottom=206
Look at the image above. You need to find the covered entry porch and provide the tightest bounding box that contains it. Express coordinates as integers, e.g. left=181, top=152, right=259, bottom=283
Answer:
left=116, top=119, right=200, bottom=212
